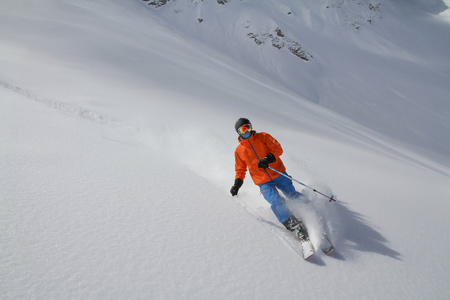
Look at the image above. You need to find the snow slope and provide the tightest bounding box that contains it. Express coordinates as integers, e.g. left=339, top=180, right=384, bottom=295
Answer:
left=1, top=0, right=450, bottom=299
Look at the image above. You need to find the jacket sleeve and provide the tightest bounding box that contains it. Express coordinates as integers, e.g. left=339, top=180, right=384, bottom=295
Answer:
left=234, top=149, right=247, bottom=180
left=263, top=133, right=283, bottom=159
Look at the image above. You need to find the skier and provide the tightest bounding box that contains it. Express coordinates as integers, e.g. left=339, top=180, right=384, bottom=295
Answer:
left=230, top=117, right=308, bottom=240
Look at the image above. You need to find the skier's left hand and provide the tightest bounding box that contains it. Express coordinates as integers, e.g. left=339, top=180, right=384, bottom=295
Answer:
left=257, top=153, right=276, bottom=169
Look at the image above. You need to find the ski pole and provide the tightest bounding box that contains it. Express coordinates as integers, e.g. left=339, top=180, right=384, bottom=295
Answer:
left=268, top=167, right=336, bottom=202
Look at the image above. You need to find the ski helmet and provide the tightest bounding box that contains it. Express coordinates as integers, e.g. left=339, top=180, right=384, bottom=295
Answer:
left=235, top=118, right=252, bottom=134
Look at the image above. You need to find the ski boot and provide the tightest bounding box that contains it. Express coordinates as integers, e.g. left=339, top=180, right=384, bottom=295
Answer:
left=283, top=215, right=308, bottom=241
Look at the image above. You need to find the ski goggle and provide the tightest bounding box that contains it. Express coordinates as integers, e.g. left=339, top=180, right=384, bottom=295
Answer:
left=237, top=124, right=252, bottom=135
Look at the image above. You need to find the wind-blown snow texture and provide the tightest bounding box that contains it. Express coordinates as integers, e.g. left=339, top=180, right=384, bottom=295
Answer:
left=1, top=0, right=450, bottom=299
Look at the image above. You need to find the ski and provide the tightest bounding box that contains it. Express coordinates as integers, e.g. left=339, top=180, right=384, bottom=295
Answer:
left=299, top=236, right=315, bottom=260
left=293, top=222, right=316, bottom=260
left=321, top=235, right=335, bottom=255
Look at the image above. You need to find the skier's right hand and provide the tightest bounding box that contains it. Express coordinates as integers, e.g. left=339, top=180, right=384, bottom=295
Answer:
left=230, top=178, right=243, bottom=196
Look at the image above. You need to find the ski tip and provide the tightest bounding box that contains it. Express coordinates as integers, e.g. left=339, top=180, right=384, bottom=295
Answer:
left=322, top=246, right=336, bottom=255
left=302, top=246, right=316, bottom=260
left=304, top=253, right=315, bottom=260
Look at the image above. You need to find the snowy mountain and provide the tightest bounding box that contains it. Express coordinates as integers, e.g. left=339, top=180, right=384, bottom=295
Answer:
left=142, top=0, right=450, bottom=169
left=1, top=0, right=450, bottom=299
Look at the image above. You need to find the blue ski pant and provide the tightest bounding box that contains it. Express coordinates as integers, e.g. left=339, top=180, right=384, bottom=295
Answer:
left=259, top=172, right=302, bottom=224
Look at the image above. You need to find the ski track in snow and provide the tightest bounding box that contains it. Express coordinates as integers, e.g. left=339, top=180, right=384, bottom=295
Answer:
left=0, top=79, right=138, bottom=135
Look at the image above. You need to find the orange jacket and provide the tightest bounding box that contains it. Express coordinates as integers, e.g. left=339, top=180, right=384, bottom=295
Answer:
left=234, top=131, right=286, bottom=186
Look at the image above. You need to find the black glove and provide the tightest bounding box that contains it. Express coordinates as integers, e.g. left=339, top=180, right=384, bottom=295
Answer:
left=230, top=178, right=243, bottom=196
left=257, top=153, right=276, bottom=169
